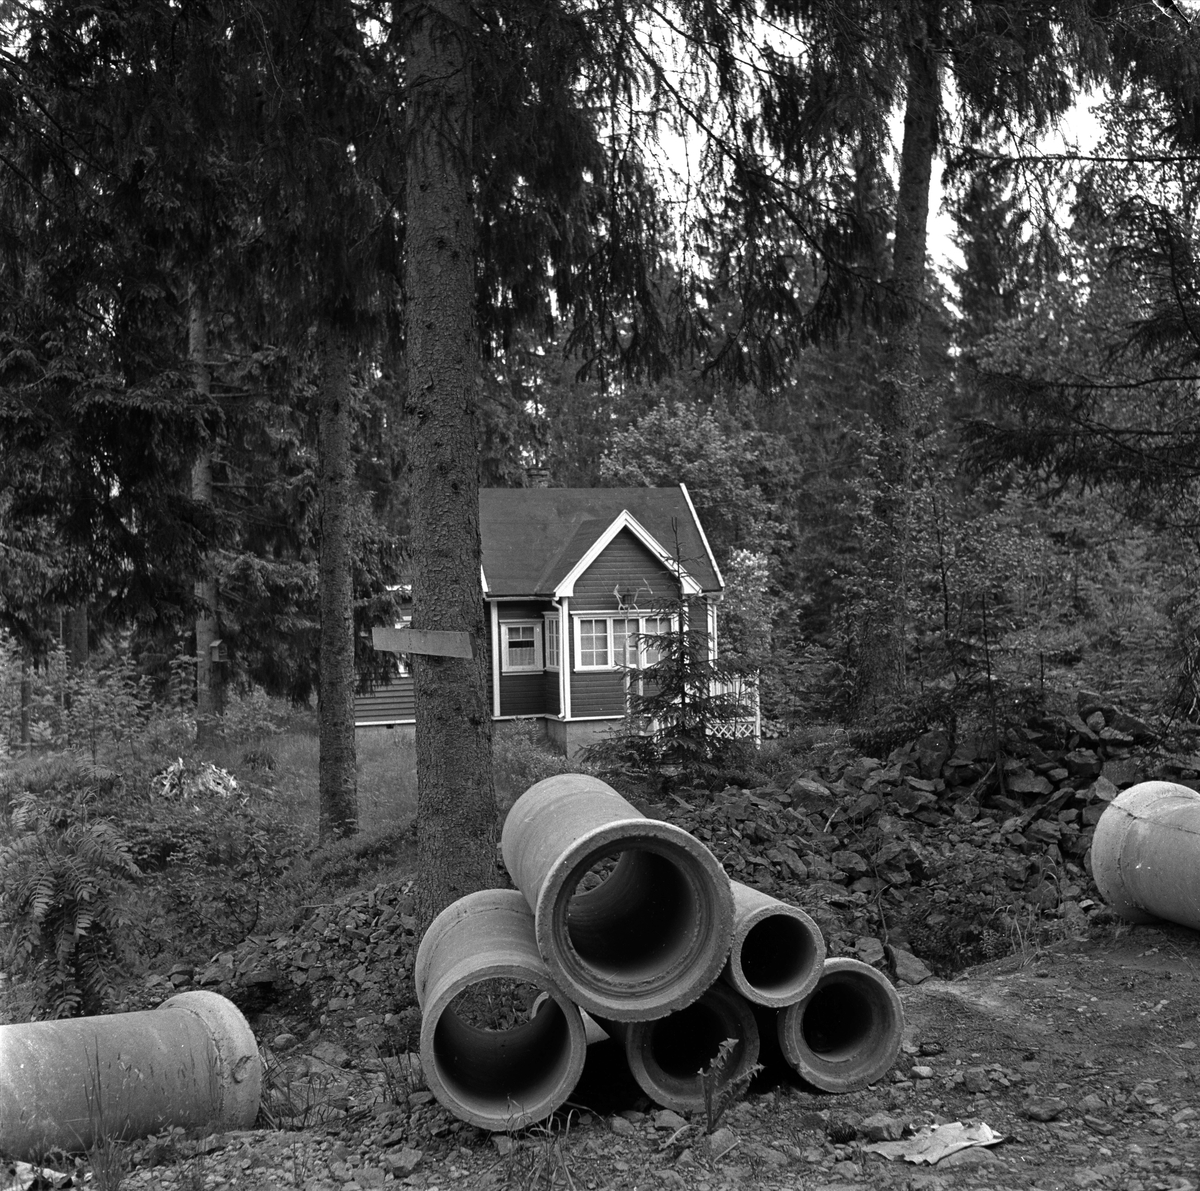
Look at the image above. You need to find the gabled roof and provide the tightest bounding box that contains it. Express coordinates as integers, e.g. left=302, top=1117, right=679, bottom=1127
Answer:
left=480, top=486, right=723, bottom=598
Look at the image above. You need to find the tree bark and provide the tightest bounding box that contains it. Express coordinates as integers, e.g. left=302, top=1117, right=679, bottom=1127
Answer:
left=189, top=289, right=222, bottom=740
left=317, top=330, right=359, bottom=843
left=854, top=15, right=938, bottom=720
left=19, top=645, right=31, bottom=750
left=63, top=605, right=88, bottom=669
left=403, top=0, right=497, bottom=928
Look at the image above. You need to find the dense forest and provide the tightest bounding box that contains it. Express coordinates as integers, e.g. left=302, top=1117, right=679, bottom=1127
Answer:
left=3, top=0, right=1200, bottom=926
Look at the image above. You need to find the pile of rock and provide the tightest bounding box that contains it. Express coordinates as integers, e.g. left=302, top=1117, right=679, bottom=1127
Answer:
left=661, top=691, right=1199, bottom=971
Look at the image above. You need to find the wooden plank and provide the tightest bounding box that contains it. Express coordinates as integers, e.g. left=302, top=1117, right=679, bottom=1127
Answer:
left=371, top=626, right=475, bottom=659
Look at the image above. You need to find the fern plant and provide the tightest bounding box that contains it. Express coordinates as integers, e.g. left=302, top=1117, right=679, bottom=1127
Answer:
left=0, top=792, right=141, bottom=1017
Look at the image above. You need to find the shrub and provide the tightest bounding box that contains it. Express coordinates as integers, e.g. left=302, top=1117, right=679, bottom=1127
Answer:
left=493, top=720, right=592, bottom=809
left=0, top=778, right=140, bottom=1018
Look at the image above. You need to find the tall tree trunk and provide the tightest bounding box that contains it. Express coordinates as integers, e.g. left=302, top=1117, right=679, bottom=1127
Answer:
left=317, top=330, right=359, bottom=843
left=63, top=605, right=88, bottom=669
left=19, top=645, right=31, bottom=750
left=854, top=17, right=938, bottom=720
left=189, top=289, right=222, bottom=740
left=403, top=0, right=497, bottom=928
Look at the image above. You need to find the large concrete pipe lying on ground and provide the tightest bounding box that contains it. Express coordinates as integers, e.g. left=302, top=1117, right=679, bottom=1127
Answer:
left=0, top=991, right=259, bottom=1160
left=501, top=774, right=735, bottom=1021
left=601, top=980, right=760, bottom=1114
left=415, top=888, right=588, bottom=1131
left=1091, top=781, right=1200, bottom=929
left=723, top=881, right=825, bottom=1007
left=777, top=957, right=904, bottom=1093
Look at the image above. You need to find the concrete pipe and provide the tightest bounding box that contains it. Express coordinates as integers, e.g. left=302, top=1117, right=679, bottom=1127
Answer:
left=0, top=991, right=259, bottom=1160
left=723, top=881, right=825, bottom=1007
left=778, top=957, right=903, bottom=1093
left=1092, top=781, right=1200, bottom=928
left=602, top=980, right=760, bottom=1115
left=415, top=888, right=588, bottom=1131
left=501, top=774, right=735, bottom=1021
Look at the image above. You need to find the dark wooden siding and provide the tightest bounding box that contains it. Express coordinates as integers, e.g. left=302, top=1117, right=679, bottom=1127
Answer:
left=496, top=600, right=552, bottom=622
left=354, top=677, right=415, bottom=725
left=572, top=530, right=677, bottom=611
left=544, top=671, right=560, bottom=715
left=571, top=670, right=626, bottom=717
left=499, top=672, right=550, bottom=716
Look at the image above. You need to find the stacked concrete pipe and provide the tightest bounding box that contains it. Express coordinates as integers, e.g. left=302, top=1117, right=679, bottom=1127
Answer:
left=724, top=881, right=825, bottom=1008
left=776, top=957, right=905, bottom=1093
left=1091, top=781, right=1200, bottom=929
left=601, top=979, right=761, bottom=1114
left=416, top=772, right=908, bottom=1126
left=0, top=991, right=259, bottom=1160
left=501, top=775, right=735, bottom=1020
left=414, top=889, right=588, bottom=1131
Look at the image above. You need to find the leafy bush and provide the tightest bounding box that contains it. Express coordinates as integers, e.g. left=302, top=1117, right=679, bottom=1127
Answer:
left=493, top=720, right=593, bottom=808
left=0, top=772, right=140, bottom=1018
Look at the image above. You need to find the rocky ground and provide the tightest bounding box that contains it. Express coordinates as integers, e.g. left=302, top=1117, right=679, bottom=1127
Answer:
left=6, top=689, right=1200, bottom=1190
left=10, top=919, right=1197, bottom=1191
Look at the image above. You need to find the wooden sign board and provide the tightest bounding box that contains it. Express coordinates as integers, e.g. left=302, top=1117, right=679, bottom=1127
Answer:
left=372, top=626, right=475, bottom=659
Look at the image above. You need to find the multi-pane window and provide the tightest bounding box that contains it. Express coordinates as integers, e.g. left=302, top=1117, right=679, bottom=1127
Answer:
left=574, top=614, right=676, bottom=671
left=641, top=616, right=672, bottom=666
left=502, top=622, right=542, bottom=672
left=544, top=615, right=560, bottom=670
left=578, top=618, right=609, bottom=668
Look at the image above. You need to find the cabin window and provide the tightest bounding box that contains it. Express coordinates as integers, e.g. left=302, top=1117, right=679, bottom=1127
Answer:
left=574, top=614, right=677, bottom=671
left=501, top=622, right=543, bottom=672
left=544, top=614, right=561, bottom=670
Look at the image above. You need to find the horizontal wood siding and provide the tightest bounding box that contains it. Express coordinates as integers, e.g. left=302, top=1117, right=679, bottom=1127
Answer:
left=496, top=601, right=552, bottom=622
left=354, top=677, right=415, bottom=725
left=572, top=530, right=678, bottom=612
left=571, top=670, right=626, bottom=718
left=499, top=672, right=549, bottom=716
left=544, top=671, right=560, bottom=715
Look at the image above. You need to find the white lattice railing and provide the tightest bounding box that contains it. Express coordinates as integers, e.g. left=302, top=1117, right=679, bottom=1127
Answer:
left=708, top=677, right=761, bottom=744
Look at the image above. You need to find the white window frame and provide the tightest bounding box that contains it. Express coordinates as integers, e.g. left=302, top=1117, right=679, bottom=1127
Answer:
left=544, top=613, right=561, bottom=671
left=575, top=617, right=610, bottom=670
left=573, top=613, right=677, bottom=672
left=501, top=621, right=543, bottom=673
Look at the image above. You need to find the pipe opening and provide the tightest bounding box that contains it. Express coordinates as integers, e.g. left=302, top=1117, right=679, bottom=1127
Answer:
left=739, top=915, right=819, bottom=996
left=566, top=847, right=696, bottom=979
left=432, top=990, right=576, bottom=1108
left=648, top=1001, right=730, bottom=1079
left=801, top=979, right=883, bottom=1061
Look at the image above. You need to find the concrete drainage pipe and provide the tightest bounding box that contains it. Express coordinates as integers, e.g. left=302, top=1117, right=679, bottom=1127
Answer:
left=723, top=882, right=825, bottom=1007
left=603, top=980, right=760, bottom=1114
left=0, top=990, right=259, bottom=1160
left=415, top=889, right=588, bottom=1131
left=1092, top=781, right=1200, bottom=929
left=778, top=957, right=904, bottom=1093
left=501, top=774, right=735, bottom=1021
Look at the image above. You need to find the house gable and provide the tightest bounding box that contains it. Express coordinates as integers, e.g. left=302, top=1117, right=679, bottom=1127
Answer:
left=479, top=486, right=722, bottom=598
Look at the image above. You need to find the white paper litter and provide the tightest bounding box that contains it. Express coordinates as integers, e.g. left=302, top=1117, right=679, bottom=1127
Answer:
left=864, top=1120, right=1004, bottom=1164
left=2, top=1160, right=74, bottom=1191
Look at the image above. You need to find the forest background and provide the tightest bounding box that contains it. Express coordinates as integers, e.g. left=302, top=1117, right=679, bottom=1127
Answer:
left=3, top=0, right=1200, bottom=1016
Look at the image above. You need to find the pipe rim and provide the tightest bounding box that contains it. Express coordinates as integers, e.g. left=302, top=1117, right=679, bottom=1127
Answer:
left=778, top=957, right=903, bottom=1093
left=158, top=991, right=261, bottom=1130
left=420, top=964, right=588, bottom=1132
left=621, top=981, right=760, bottom=1114
left=535, top=817, right=734, bottom=1020
left=725, top=903, right=825, bottom=1007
